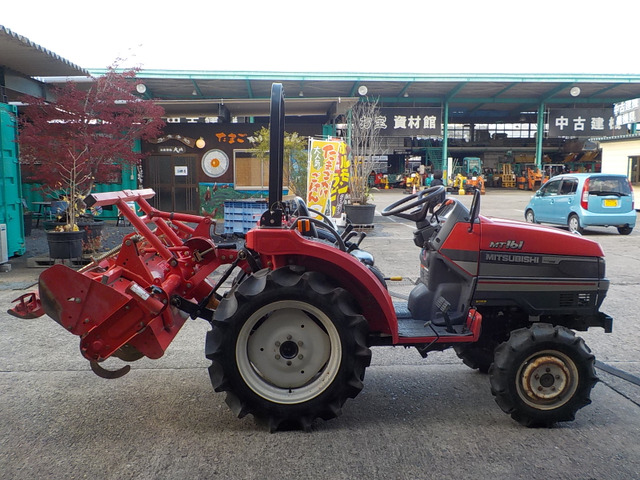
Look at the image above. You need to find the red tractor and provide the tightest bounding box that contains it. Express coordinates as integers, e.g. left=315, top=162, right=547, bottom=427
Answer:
left=10, top=84, right=612, bottom=431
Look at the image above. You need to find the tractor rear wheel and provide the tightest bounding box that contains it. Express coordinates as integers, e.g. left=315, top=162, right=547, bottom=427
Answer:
left=489, top=324, right=597, bottom=427
left=206, top=266, right=371, bottom=431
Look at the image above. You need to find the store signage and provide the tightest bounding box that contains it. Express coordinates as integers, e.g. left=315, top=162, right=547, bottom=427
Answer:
left=378, top=107, right=442, bottom=137
left=150, top=134, right=196, bottom=147
left=548, top=108, right=622, bottom=137
left=164, top=116, right=220, bottom=124
left=613, top=98, right=640, bottom=127
left=158, top=146, right=186, bottom=154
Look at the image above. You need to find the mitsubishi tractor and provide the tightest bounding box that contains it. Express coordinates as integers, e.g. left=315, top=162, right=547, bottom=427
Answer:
left=9, top=84, right=612, bottom=432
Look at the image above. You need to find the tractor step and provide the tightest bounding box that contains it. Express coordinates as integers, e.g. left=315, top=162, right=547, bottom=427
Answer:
left=393, top=301, right=476, bottom=341
left=397, top=318, right=472, bottom=338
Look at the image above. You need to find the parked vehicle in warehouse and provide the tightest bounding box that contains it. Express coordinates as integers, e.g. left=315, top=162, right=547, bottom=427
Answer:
left=524, top=173, right=636, bottom=235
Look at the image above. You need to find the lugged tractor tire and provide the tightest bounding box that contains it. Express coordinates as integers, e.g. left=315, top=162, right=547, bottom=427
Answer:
left=205, top=265, right=371, bottom=431
left=454, top=320, right=509, bottom=374
left=453, top=343, right=496, bottom=374
left=489, top=323, right=598, bottom=427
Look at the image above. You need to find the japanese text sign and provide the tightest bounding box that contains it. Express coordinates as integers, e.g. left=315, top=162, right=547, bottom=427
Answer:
left=613, top=98, right=640, bottom=127
left=378, top=108, right=442, bottom=136
left=307, top=138, right=346, bottom=216
left=548, top=109, right=622, bottom=137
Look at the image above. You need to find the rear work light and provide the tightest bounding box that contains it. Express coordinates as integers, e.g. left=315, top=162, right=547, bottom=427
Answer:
left=580, top=177, right=590, bottom=210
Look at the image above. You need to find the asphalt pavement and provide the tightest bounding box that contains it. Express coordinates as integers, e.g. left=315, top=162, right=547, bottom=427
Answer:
left=1, top=188, right=639, bottom=480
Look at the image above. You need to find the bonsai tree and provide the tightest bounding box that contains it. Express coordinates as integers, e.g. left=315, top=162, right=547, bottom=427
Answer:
left=347, top=98, right=385, bottom=205
left=18, top=65, right=165, bottom=230
left=249, top=126, right=308, bottom=199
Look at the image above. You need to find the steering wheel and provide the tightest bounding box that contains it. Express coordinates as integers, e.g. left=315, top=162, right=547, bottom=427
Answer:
left=381, top=186, right=446, bottom=222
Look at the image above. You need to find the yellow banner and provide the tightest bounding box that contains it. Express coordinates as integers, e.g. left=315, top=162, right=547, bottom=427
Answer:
left=329, top=141, right=349, bottom=218
left=307, top=138, right=345, bottom=215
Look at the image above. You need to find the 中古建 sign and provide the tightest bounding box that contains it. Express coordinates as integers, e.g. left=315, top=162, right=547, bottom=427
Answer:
left=548, top=109, right=622, bottom=137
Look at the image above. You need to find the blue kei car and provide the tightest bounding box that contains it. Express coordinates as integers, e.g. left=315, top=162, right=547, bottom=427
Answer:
left=524, top=173, right=636, bottom=235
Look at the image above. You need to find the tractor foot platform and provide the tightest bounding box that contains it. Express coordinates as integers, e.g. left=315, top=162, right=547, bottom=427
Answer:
left=393, top=302, right=480, bottom=342
left=397, top=318, right=471, bottom=338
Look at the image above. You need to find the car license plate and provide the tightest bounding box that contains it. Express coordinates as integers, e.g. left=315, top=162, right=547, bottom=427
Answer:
left=603, top=199, right=618, bottom=207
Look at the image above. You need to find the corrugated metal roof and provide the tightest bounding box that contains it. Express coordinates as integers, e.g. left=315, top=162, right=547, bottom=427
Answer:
left=592, top=133, right=640, bottom=142
left=0, top=25, right=88, bottom=77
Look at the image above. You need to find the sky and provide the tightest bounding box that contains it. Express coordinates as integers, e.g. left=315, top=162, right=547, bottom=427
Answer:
left=2, top=1, right=638, bottom=75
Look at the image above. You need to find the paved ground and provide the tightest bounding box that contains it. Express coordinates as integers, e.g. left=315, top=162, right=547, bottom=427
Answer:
left=1, top=188, right=639, bottom=480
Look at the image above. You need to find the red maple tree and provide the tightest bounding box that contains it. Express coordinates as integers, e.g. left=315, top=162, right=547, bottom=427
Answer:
left=19, top=66, right=165, bottom=227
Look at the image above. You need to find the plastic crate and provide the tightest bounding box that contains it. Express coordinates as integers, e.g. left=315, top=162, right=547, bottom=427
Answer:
left=223, top=200, right=268, bottom=234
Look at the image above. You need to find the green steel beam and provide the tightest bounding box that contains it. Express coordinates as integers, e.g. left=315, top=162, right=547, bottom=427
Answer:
left=445, top=82, right=467, bottom=100
left=191, top=79, right=203, bottom=97
left=349, top=81, right=361, bottom=97
left=443, top=101, right=449, bottom=179
left=470, top=82, right=518, bottom=114
left=397, top=82, right=412, bottom=98
left=246, top=79, right=254, bottom=98
left=539, top=83, right=572, bottom=101
left=90, top=69, right=640, bottom=84
left=536, top=103, right=545, bottom=169
left=376, top=96, right=627, bottom=105
left=590, top=84, right=619, bottom=97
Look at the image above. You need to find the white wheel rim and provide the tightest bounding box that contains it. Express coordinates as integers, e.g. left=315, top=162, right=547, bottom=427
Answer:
left=569, top=217, right=579, bottom=232
left=516, top=350, right=579, bottom=410
left=526, top=211, right=534, bottom=223
left=236, top=300, right=341, bottom=404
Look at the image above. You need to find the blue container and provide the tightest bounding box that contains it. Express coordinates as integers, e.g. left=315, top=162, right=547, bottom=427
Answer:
left=223, top=200, right=268, bottom=234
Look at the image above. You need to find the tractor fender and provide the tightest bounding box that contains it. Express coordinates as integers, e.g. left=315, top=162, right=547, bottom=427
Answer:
left=246, top=228, right=399, bottom=339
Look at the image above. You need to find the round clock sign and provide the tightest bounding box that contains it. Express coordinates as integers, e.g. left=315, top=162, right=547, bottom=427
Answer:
left=202, top=149, right=229, bottom=178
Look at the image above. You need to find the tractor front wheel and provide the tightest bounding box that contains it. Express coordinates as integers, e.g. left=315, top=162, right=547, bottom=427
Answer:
left=489, top=324, right=597, bottom=427
left=454, top=341, right=497, bottom=374
left=206, top=266, right=371, bottom=431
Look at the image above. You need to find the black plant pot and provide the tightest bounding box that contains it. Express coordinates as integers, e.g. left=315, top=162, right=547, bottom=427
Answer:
left=42, top=219, right=105, bottom=252
left=46, top=230, right=84, bottom=259
left=344, top=204, right=376, bottom=226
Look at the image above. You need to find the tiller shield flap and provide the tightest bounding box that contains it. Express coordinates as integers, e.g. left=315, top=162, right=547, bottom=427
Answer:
left=39, top=264, right=188, bottom=364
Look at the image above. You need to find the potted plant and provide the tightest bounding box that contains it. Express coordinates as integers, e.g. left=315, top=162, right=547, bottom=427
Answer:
left=344, top=98, right=385, bottom=226
left=43, top=195, right=107, bottom=253
left=18, top=64, right=165, bottom=259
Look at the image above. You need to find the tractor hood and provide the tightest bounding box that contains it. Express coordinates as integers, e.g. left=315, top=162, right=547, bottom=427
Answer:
left=479, top=215, right=605, bottom=257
